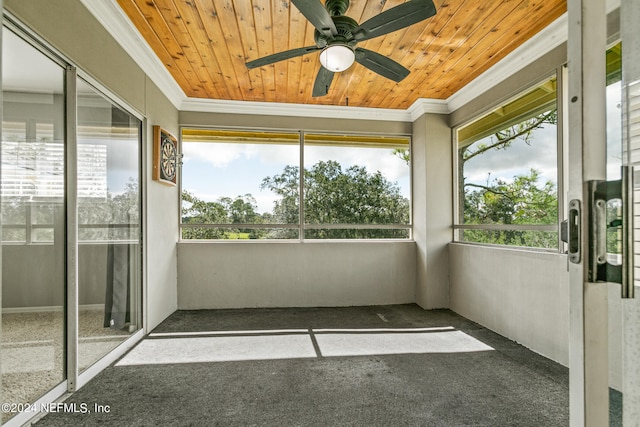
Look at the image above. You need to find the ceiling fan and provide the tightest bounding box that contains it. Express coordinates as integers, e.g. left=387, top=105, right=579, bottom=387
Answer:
left=246, top=0, right=437, bottom=97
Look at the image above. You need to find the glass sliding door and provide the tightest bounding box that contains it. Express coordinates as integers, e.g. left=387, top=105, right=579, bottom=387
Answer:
left=76, top=78, right=142, bottom=372
left=1, top=19, right=144, bottom=423
left=1, top=28, right=66, bottom=423
left=568, top=2, right=640, bottom=424
left=604, top=42, right=624, bottom=424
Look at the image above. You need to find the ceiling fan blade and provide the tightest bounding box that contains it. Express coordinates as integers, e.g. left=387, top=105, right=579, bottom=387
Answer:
left=246, top=46, right=321, bottom=69
left=291, top=0, right=338, bottom=38
left=355, top=48, right=410, bottom=82
left=312, top=66, right=335, bottom=97
left=353, top=0, right=436, bottom=42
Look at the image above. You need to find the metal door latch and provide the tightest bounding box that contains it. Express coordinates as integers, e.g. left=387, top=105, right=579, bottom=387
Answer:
left=563, top=166, right=634, bottom=298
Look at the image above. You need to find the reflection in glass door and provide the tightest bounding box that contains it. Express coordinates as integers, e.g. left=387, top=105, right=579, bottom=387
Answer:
left=620, top=0, right=640, bottom=421
left=605, top=41, right=624, bottom=426
left=2, top=22, right=144, bottom=423
left=1, top=29, right=66, bottom=423
left=76, top=79, right=142, bottom=372
left=603, top=5, right=640, bottom=422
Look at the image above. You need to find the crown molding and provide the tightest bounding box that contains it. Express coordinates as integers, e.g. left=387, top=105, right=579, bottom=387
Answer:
left=180, top=98, right=413, bottom=122
left=79, top=0, right=185, bottom=109
left=407, top=98, right=449, bottom=121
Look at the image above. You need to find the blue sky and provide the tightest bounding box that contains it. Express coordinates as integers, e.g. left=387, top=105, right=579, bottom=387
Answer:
left=181, top=142, right=410, bottom=214
left=464, top=81, right=623, bottom=189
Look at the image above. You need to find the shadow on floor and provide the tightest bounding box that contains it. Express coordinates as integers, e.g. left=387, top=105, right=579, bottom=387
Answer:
left=35, top=304, right=569, bottom=426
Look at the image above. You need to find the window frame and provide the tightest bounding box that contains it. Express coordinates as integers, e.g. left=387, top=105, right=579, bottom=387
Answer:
left=179, top=126, right=413, bottom=241
left=452, top=69, right=566, bottom=252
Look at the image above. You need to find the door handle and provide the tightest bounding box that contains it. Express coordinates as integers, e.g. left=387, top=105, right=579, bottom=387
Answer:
left=622, top=166, right=634, bottom=298
left=567, top=199, right=581, bottom=264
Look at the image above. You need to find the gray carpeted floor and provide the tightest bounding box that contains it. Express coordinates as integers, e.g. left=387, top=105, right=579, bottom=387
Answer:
left=34, top=305, right=570, bottom=426
left=1, top=308, right=134, bottom=424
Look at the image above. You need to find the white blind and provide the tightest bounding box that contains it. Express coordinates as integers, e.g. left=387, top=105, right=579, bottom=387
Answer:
left=1, top=140, right=107, bottom=198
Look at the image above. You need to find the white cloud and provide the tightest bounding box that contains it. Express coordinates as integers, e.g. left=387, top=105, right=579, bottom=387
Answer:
left=463, top=125, right=558, bottom=187
left=305, top=146, right=409, bottom=181
left=182, top=143, right=298, bottom=168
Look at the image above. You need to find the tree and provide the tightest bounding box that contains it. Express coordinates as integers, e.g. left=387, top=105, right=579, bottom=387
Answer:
left=259, top=165, right=300, bottom=226
left=181, top=191, right=268, bottom=239
left=76, top=178, right=140, bottom=241
left=463, top=169, right=558, bottom=247
left=181, top=190, right=228, bottom=239
left=459, top=109, right=559, bottom=247
left=261, top=160, right=409, bottom=238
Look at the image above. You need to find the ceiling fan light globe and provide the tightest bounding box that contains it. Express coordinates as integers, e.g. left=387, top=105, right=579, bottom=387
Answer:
left=319, top=45, right=355, bottom=72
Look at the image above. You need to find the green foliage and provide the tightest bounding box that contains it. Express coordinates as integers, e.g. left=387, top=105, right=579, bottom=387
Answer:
left=462, top=169, right=558, bottom=248
left=2, top=178, right=141, bottom=243
left=464, top=169, right=557, bottom=225
left=78, top=178, right=140, bottom=241
left=261, top=160, right=409, bottom=239
left=182, top=159, right=410, bottom=240
left=460, top=109, right=559, bottom=249
left=259, top=164, right=300, bottom=226
left=392, top=148, right=410, bottom=165
left=181, top=191, right=268, bottom=239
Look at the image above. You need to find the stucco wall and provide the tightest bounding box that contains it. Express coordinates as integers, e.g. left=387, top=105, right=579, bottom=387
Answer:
left=177, top=241, right=416, bottom=309
left=449, top=243, right=570, bottom=365
left=412, top=113, right=452, bottom=309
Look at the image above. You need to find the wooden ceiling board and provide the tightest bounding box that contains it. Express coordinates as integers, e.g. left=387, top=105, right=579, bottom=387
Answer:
left=195, top=0, right=245, bottom=99
left=363, top=1, right=462, bottom=108
left=383, top=1, right=504, bottom=108
left=424, top=0, right=533, bottom=100
left=116, top=0, right=567, bottom=109
left=430, top=1, right=565, bottom=100
left=145, top=0, right=218, bottom=96
left=154, top=0, right=221, bottom=98
left=168, top=0, right=230, bottom=98
left=267, top=0, right=291, bottom=103
left=359, top=1, right=460, bottom=108
left=122, top=0, right=195, bottom=93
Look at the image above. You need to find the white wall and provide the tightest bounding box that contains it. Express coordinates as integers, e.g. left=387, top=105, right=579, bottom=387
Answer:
left=449, top=243, right=570, bottom=365
left=143, top=81, right=179, bottom=330
left=177, top=241, right=416, bottom=309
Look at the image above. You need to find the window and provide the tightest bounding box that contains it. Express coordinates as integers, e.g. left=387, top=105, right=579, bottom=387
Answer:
left=181, top=129, right=301, bottom=239
left=180, top=129, right=411, bottom=240
left=454, top=76, right=560, bottom=249
left=302, top=133, right=411, bottom=239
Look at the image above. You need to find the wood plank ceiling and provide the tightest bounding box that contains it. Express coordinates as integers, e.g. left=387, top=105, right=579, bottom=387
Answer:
left=116, top=0, right=567, bottom=110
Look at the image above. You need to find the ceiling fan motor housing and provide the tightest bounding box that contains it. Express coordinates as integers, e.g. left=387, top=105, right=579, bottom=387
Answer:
left=314, top=15, right=358, bottom=48
left=325, top=0, right=350, bottom=16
